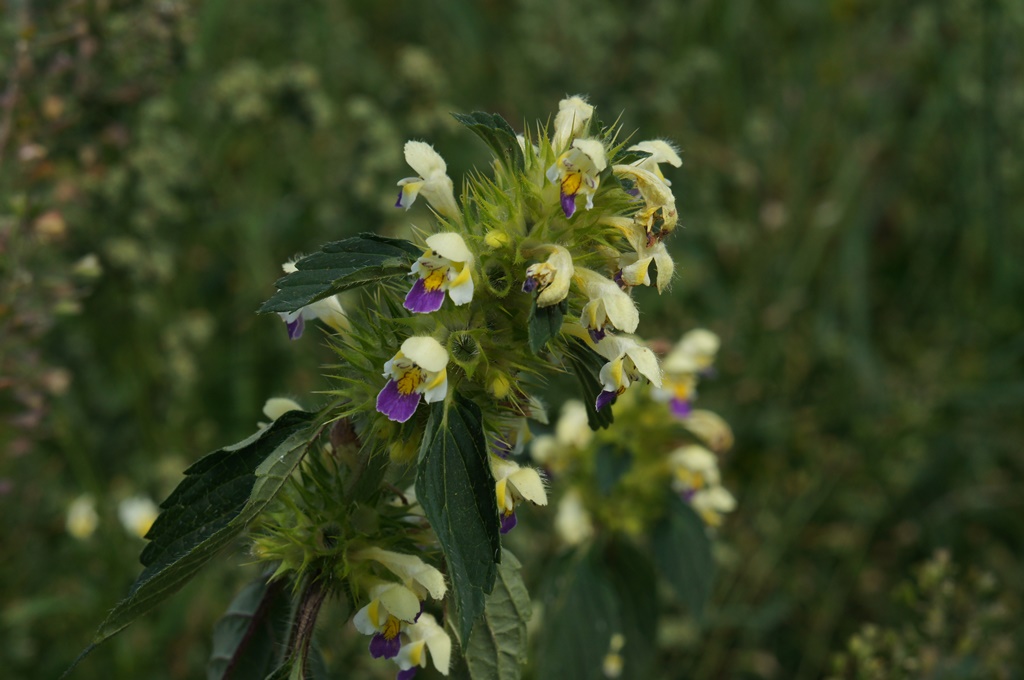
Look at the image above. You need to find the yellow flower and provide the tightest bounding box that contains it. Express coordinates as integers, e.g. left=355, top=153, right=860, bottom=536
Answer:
left=394, top=613, right=452, bottom=676
left=628, top=139, right=682, bottom=185
left=575, top=268, right=639, bottom=342
left=66, top=495, right=99, bottom=540
left=405, top=233, right=475, bottom=313
left=552, top=95, right=595, bottom=152
left=547, top=139, right=607, bottom=218
left=593, top=335, right=662, bottom=411
left=491, top=456, right=548, bottom=534
left=377, top=337, right=449, bottom=423
left=613, top=164, right=679, bottom=244
left=523, top=245, right=574, bottom=307
left=118, top=496, right=159, bottom=539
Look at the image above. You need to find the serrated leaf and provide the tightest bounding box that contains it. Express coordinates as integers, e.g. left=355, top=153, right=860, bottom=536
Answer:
left=416, top=395, right=501, bottom=643
left=207, top=573, right=294, bottom=680
left=651, top=493, right=715, bottom=616
left=611, top=149, right=652, bottom=166
left=535, top=541, right=657, bottom=680
left=451, top=550, right=530, bottom=680
left=259, top=233, right=421, bottom=314
left=89, top=411, right=319, bottom=649
left=527, top=299, right=565, bottom=354
left=564, top=339, right=613, bottom=430
left=452, top=111, right=525, bottom=173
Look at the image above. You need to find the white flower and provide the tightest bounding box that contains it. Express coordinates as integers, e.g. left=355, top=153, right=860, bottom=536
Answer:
left=663, top=329, right=720, bottom=374
left=628, top=139, right=682, bottom=185
left=394, top=613, right=452, bottom=676
left=396, top=141, right=460, bottom=219
left=555, top=488, right=594, bottom=546
left=691, top=486, right=737, bottom=527
left=668, top=445, right=721, bottom=491
left=552, top=95, right=595, bottom=152
left=547, top=138, right=607, bottom=218
left=377, top=336, right=449, bottom=423
left=593, top=335, right=662, bottom=410
left=523, top=245, right=574, bottom=308
left=404, top=233, right=475, bottom=313
left=491, top=456, right=548, bottom=533
left=261, top=397, right=303, bottom=422
left=351, top=546, right=447, bottom=601
left=575, top=268, right=640, bottom=341
left=66, top=495, right=98, bottom=540
left=531, top=400, right=592, bottom=472
left=118, top=496, right=159, bottom=539
left=613, top=164, right=679, bottom=244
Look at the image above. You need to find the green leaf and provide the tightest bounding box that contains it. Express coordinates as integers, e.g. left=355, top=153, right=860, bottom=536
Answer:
left=207, top=573, right=294, bottom=680
left=416, top=395, right=501, bottom=643
left=451, top=550, right=531, bottom=680
left=563, top=339, right=613, bottom=430
left=258, top=233, right=421, bottom=314
left=611, top=148, right=651, bottom=166
left=527, top=299, right=566, bottom=354
left=535, top=541, right=658, bottom=680
left=651, top=493, right=715, bottom=616
left=452, top=111, right=525, bottom=173
left=92, top=411, right=319, bottom=647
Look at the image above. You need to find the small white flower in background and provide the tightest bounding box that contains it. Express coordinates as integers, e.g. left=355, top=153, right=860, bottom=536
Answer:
left=551, top=95, right=594, bottom=152
left=691, top=485, right=737, bottom=528
left=118, top=496, right=159, bottom=539
left=653, top=329, right=721, bottom=418
left=554, top=488, right=594, bottom=547
left=601, top=633, right=626, bottom=678
left=66, top=495, right=99, bottom=540
left=668, top=445, right=721, bottom=491
left=531, top=399, right=592, bottom=473
left=680, top=409, right=734, bottom=452
left=396, top=141, right=460, bottom=219
left=277, top=260, right=349, bottom=340
left=628, top=139, right=682, bottom=185
left=393, top=613, right=452, bottom=678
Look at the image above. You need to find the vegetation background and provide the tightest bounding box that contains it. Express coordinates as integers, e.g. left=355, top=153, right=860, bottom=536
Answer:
left=2, top=0, right=1021, bottom=678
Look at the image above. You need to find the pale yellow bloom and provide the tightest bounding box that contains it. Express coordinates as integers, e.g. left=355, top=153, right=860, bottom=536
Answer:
left=118, top=496, right=159, bottom=539
left=552, top=95, right=595, bottom=152
left=396, top=141, right=460, bottom=218
left=66, top=495, right=99, bottom=540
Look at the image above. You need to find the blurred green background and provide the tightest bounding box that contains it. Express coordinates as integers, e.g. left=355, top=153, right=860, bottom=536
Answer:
left=2, top=0, right=1022, bottom=678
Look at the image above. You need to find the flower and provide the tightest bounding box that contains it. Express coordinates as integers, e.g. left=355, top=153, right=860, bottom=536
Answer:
left=551, top=95, right=595, bottom=152
left=628, top=139, right=682, bottom=185
left=593, top=336, right=662, bottom=411
left=404, top=233, right=475, bottom=313
left=554, top=488, right=594, bottom=546
left=118, top=496, right=159, bottom=538
left=680, top=409, right=734, bottom=452
left=575, top=268, right=639, bottom=342
left=394, top=613, right=452, bottom=679
left=531, top=399, right=592, bottom=473
left=490, top=456, right=548, bottom=534
left=603, top=216, right=675, bottom=293
left=613, top=164, right=678, bottom=245
left=354, top=582, right=423, bottom=659
left=691, top=486, right=737, bottom=527
left=653, top=329, right=720, bottom=417
left=262, top=397, right=303, bottom=422
left=277, top=261, right=348, bottom=340
left=522, top=245, right=573, bottom=307
left=546, top=138, right=607, bottom=218
left=396, top=141, right=460, bottom=219
left=351, top=546, right=447, bottom=602
left=66, top=495, right=98, bottom=540
left=377, top=337, right=449, bottom=423
left=668, top=445, right=721, bottom=492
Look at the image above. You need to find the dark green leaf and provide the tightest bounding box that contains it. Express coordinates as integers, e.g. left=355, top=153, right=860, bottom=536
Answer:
left=535, top=541, right=657, bottom=680
left=593, top=444, right=632, bottom=496
left=92, top=411, right=319, bottom=646
left=452, top=111, right=525, bottom=173
left=416, top=395, right=501, bottom=643
left=564, top=339, right=613, bottom=430
left=611, top=148, right=651, bottom=166
left=259, top=233, right=421, bottom=314
left=451, top=549, right=531, bottom=680
left=527, top=299, right=565, bottom=354
left=651, top=493, right=715, bottom=616
left=207, top=573, right=294, bottom=680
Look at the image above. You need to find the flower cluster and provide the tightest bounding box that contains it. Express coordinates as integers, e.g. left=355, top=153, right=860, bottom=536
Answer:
left=530, top=328, right=735, bottom=542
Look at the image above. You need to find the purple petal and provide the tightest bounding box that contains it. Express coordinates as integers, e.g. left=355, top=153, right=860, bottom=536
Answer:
left=377, top=379, right=422, bottom=423
left=492, top=439, right=512, bottom=459
left=682, top=488, right=697, bottom=503
left=670, top=398, right=693, bottom=419
left=395, top=188, right=405, bottom=209
left=613, top=270, right=627, bottom=289
left=522, top=276, right=539, bottom=293
left=285, top=314, right=305, bottom=340
left=626, top=186, right=641, bottom=198
left=370, top=632, right=402, bottom=659
left=560, top=190, right=577, bottom=218
left=595, top=390, right=618, bottom=412
left=588, top=327, right=606, bottom=343
left=500, top=511, right=518, bottom=534
left=404, top=277, right=445, bottom=314
left=397, top=669, right=419, bottom=680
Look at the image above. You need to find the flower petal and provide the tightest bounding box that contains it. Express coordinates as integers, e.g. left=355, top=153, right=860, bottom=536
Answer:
left=404, top=141, right=447, bottom=179
left=404, top=278, right=446, bottom=313
left=425, top=232, right=472, bottom=264
left=377, top=379, right=422, bottom=423
left=400, top=336, right=448, bottom=373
